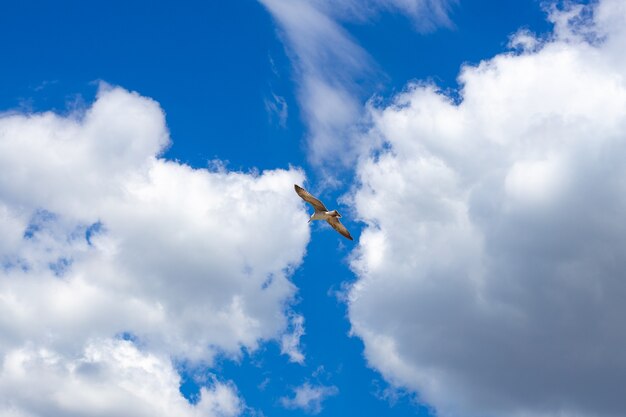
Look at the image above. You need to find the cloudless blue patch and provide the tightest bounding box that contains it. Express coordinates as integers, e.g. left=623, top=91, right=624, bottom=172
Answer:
left=177, top=361, right=203, bottom=405
left=0, top=0, right=305, bottom=172
left=179, top=374, right=202, bottom=405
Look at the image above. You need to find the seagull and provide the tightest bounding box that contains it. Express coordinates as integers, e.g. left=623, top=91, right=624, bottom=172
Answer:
left=294, top=184, right=353, bottom=241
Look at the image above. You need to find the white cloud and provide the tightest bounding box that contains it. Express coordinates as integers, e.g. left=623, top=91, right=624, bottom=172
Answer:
left=259, top=0, right=370, bottom=168
left=508, top=29, right=541, bottom=53
left=0, top=339, right=241, bottom=417
left=316, top=0, right=456, bottom=32
left=349, top=1, right=626, bottom=416
left=279, top=382, right=338, bottom=414
left=264, top=92, right=288, bottom=128
left=259, top=0, right=455, bottom=168
left=280, top=313, right=306, bottom=364
left=0, top=85, right=310, bottom=415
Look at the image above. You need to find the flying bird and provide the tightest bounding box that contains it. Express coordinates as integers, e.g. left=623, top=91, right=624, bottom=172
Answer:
left=294, top=184, right=353, bottom=241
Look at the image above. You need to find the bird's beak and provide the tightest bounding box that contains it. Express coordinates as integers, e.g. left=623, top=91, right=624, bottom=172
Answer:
left=308, top=219, right=311, bottom=223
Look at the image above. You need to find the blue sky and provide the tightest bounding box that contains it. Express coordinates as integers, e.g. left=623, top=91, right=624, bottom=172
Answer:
left=4, top=1, right=626, bottom=417
left=1, top=0, right=550, bottom=170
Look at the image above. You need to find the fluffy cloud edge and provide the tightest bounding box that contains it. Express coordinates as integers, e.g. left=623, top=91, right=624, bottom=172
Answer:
left=0, top=84, right=311, bottom=416
left=348, top=1, right=626, bottom=416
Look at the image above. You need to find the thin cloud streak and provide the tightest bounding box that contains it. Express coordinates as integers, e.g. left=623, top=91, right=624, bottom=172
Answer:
left=259, top=0, right=455, bottom=169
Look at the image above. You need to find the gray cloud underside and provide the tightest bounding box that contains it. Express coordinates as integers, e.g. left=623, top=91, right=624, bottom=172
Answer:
left=349, top=1, right=626, bottom=416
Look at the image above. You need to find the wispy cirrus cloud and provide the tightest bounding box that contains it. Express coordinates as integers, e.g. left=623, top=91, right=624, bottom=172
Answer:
left=265, top=92, right=289, bottom=128
left=315, top=0, right=456, bottom=32
left=259, top=0, right=456, bottom=169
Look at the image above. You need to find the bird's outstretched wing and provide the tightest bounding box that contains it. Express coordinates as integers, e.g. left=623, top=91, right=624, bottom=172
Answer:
left=327, top=216, right=353, bottom=241
left=294, top=184, right=328, bottom=212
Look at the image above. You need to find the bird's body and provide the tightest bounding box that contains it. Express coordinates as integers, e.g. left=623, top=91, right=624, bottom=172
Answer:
left=294, top=184, right=353, bottom=240
left=310, top=209, right=340, bottom=221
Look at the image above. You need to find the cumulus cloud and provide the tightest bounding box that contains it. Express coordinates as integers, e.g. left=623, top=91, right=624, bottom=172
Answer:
left=0, top=85, right=310, bottom=415
left=279, top=382, right=338, bottom=414
left=0, top=339, right=242, bottom=417
left=348, top=1, right=626, bottom=416
left=259, top=0, right=455, bottom=168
